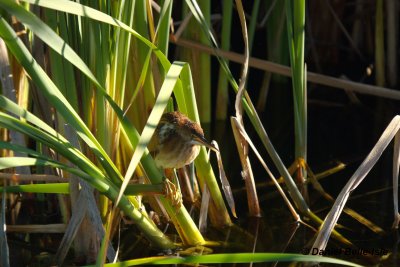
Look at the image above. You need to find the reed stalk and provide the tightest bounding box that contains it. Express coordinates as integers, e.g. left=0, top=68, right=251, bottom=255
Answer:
left=180, top=0, right=211, bottom=123
left=375, top=0, right=385, bottom=87
left=285, top=0, right=308, bottom=197
left=215, top=0, right=233, bottom=120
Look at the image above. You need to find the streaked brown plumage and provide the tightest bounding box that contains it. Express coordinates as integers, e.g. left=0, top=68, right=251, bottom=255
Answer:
left=151, top=111, right=217, bottom=169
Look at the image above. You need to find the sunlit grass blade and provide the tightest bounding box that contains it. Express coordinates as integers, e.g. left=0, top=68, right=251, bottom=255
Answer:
left=82, top=253, right=363, bottom=267
left=0, top=183, right=69, bottom=194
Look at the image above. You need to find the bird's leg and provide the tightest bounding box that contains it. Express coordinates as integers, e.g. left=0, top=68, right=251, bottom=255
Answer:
left=162, top=168, right=182, bottom=210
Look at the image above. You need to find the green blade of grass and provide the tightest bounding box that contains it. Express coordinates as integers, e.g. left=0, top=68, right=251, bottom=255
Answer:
left=285, top=0, right=307, bottom=160
left=0, top=183, right=70, bottom=194
left=215, top=0, right=233, bottom=119
left=83, top=253, right=363, bottom=267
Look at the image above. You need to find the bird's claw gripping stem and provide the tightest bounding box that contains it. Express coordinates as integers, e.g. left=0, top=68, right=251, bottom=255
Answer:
left=162, top=178, right=182, bottom=210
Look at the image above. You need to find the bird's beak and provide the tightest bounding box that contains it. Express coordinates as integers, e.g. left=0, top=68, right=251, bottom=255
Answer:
left=193, top=134, right=219, bottom=152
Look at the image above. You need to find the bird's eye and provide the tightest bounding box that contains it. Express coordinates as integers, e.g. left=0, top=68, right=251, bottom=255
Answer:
left=191, top=128, right=199, bottom=135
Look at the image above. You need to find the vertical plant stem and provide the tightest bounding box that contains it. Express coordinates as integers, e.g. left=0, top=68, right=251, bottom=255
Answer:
left=155, top=0, right=173, bottom=57
left=215, top=0, right=233, bottom=120
left=131, top=0, right=156, bottom=128
left=385, top=0, right=398, bottom=88
left=232, top=0, right=260, bottom=217
left=181, top=0, right=211, bottom=123
left=285, top=0, right=307, bottom=196
left=293, top=0, right=306, bottom=162
left=197, top=0, right=211, bottom=123
left=375, top=0, right=385, bottom=87
left=248, top=0, right=260, bottom=51
left=258, top=0, right=287, bottom=111
left=231, top=118, right=260, bottom=216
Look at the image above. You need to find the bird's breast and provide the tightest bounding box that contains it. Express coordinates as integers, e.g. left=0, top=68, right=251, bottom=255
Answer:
left=154, top=143, right=200, bottom=169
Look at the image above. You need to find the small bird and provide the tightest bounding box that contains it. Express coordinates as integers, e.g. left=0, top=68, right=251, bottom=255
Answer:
left=152, top=111, right=218, bottom=169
